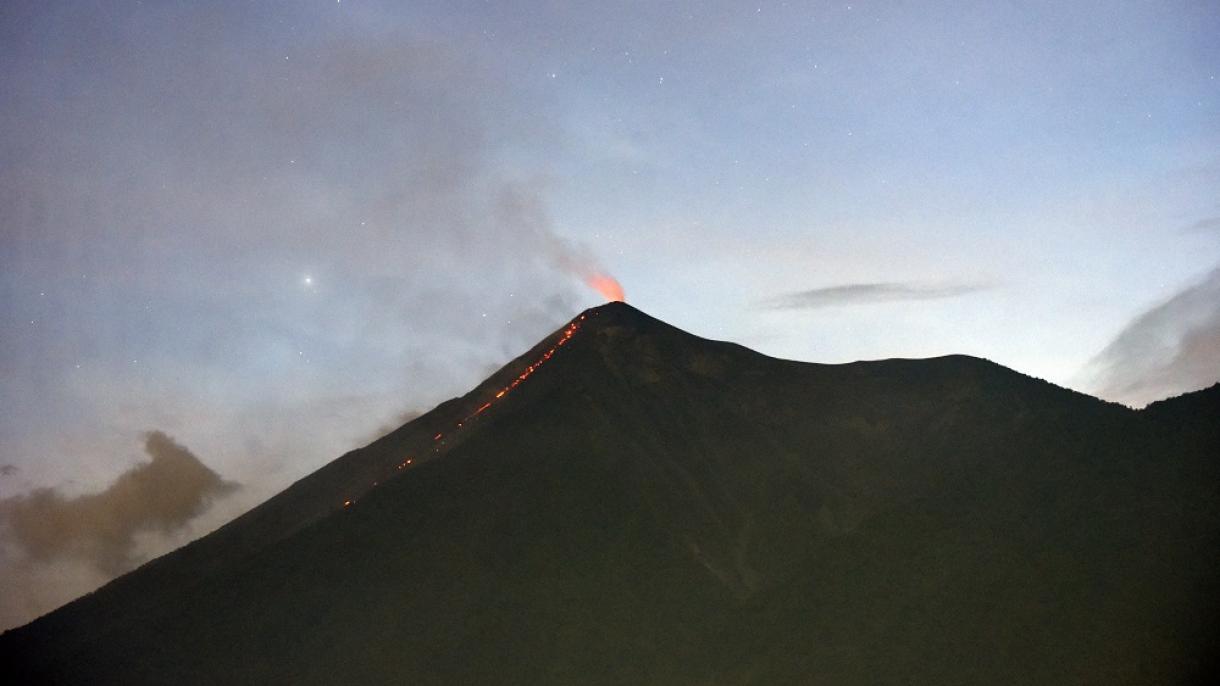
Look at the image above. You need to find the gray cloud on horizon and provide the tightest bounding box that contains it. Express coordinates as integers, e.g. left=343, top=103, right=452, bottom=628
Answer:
left=759, top=281, right=992, bottom=310
left=1081, top=265, right=1220, bottom=407
left=0, top=431, right=237, bottom=576
left=1187, top=217, right=1220, bottom=232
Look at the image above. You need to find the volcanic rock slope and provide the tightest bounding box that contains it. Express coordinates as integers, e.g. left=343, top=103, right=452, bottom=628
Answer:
left=4, top=302, right=1218, bottom=685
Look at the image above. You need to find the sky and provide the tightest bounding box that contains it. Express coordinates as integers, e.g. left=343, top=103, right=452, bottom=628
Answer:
left=1, top=0, right=1218, bottom=629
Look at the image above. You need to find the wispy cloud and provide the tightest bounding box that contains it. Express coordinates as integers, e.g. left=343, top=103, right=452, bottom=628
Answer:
left=758, top=281, right=992, bottom=310
left=1080, top=265, right=1220, bottom=407
left=1187, top=216, right=1220, bottom=232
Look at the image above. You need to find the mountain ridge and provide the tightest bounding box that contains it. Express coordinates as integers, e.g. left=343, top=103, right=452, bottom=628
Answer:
left=3, top=302, right=1217, bottom=685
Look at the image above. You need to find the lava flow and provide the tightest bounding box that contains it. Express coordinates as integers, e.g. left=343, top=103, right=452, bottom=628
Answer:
left=456, top=313, right=585, bottom=424
left=342, top=312, right=591, bottom=509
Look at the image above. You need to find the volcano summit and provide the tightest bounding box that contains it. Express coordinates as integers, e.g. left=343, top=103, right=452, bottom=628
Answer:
left=3, top=302, right=1218, bottom=685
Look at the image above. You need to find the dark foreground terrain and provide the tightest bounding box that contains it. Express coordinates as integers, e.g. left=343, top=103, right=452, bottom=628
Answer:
left=3, top=302, right=1218, bottom=684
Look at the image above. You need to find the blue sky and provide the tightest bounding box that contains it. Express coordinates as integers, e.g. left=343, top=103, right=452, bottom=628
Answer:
left=1, top=0, right=1218, bottom=627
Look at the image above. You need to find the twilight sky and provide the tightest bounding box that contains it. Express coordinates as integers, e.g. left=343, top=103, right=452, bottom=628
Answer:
left=1, top=0, right=1218, bottom=628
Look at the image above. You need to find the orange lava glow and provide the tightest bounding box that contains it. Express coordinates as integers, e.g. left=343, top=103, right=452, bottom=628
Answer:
left=586, top=274, right=625, bottom=302
left=460, top=315, right=584, bottom=424
left=343, top=312, right=596, bottom=509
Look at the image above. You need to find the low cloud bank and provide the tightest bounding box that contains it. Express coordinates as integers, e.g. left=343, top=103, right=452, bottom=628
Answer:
left=0, top=431, right=238, bottom=629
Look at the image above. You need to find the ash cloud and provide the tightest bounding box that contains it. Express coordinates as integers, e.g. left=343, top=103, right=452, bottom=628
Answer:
left=759, top=281, right=991, bottom=310
left=495, top=182, right=619, bottom=291
left=1081, top=265, right=1220, bottom=407
left=0, top=431, right=237, bottom=576
left=1, top=13, right=612, bottom=416
left=0, top=8, right=612, bottom=630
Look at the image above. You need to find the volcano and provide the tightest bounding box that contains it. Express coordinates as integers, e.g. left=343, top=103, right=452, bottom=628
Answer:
left=3, top=302, right=1219, bottom=684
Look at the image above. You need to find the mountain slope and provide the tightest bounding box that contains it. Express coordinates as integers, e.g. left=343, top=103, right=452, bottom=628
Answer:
left=3, top=302, right=1218, bottom=684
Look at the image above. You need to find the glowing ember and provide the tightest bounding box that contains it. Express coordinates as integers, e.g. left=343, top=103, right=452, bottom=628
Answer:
left=586, top=273, right=625, bottom=302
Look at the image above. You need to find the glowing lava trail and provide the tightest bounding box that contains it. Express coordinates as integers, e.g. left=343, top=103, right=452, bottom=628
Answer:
left=342, top=312, right=591, bottom=509
left=458, top=314, right=584, bottom=424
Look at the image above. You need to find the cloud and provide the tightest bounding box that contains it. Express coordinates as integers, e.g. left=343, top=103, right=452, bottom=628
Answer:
left=0, top=465, right=15, bottom=477
left=1187, top=217, right=1220, bottom=232
left=0, top=551, right=108, bottom=635
left=1080, top=265, right=1220, bottom=407
left=0, top=431, right=237, bottom=576
left=758, top=281, right=991, bottom=310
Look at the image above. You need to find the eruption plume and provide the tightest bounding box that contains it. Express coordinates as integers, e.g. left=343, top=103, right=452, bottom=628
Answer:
left=493, top=183, right=626, bottom=303
left=586, top=273, right=626, bottom=302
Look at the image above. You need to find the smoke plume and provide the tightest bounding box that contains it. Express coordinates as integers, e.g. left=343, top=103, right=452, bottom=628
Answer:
left=0, top=431, right=237, bottom=576
left=0, top=12, right=620, bottom=629
left=493, top=183, right=625, bottom=302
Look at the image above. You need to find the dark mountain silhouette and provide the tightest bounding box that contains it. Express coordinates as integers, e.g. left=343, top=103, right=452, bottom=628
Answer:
left=3, top=302, right=1218, bottom=684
